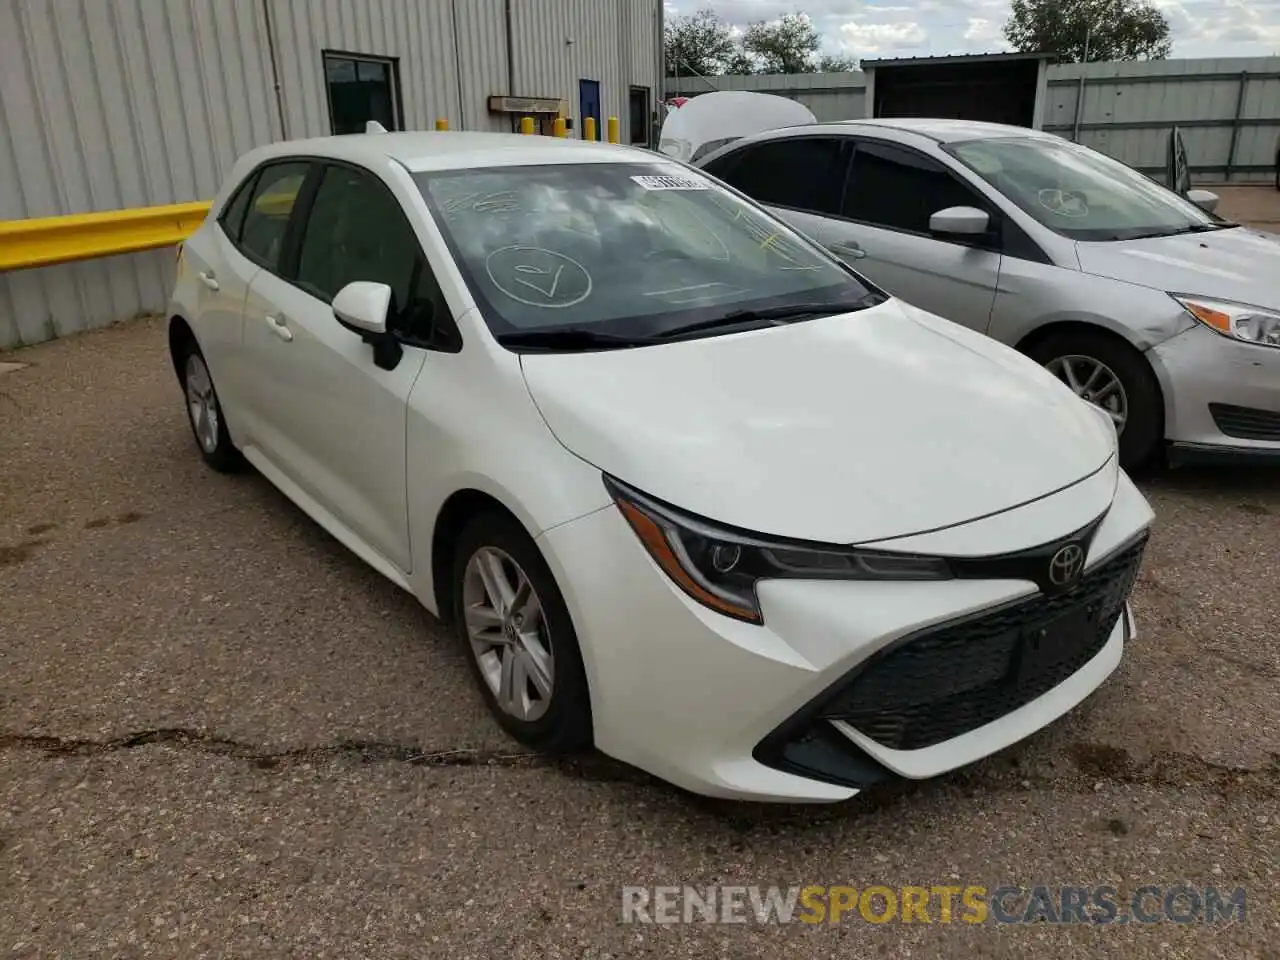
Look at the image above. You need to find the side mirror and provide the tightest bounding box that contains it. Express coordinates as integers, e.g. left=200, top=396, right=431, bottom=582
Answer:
left=1187, top=189, right=1220, bottom=214
left=333, top=281, right=402, bottom=371
left=333, top=281, right=392, bottom=336
left=929, top=206, right=990, bottom=237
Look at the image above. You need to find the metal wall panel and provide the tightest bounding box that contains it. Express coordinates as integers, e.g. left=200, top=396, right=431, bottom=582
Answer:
left=1044, top=57, right=1280, bottom=183
left=0, top=0, right=276, bottom=348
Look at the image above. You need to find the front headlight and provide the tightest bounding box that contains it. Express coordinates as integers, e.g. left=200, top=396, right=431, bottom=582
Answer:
left=1172, top=294, right=1280, bottom=348
left=604, top=476, right=952, bottom=625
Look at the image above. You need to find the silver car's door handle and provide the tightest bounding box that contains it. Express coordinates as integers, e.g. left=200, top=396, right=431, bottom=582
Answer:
left=197, top=270, right=220, bottom=290
left=824, top=244, right=865, bottom=263
left=265, top=313, right=293, bottom=342
left=827, top=239, right=867, bottom=260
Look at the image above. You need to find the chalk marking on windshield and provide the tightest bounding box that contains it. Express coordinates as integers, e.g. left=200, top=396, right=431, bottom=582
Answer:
left=485, top=245, right=593, bottom=308
left=642, top=282, right=727, bottom=297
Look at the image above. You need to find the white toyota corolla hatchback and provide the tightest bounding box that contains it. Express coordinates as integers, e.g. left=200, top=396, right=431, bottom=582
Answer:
left=169, top=130, right=1154, bottom=802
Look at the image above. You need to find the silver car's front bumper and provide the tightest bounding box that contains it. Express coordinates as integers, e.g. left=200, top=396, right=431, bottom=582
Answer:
left=1146, top=323, right=1280, bottom=463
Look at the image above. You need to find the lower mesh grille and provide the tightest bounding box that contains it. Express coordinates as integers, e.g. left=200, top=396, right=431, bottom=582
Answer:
left=1209, top=403, right=1280, bottom=442
left=819, top=536, right=1147, bottom=751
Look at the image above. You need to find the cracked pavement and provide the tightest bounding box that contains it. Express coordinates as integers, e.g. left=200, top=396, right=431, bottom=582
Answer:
left=3, top=188, right=1279, bottom=957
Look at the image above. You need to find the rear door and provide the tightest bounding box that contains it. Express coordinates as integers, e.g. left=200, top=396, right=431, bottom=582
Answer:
left=700, top=135, right=851, bottom=244
left=823, top=139, right=1002, bottom=332
left=190, top=161, right=311, bottom=433
left=180, top=169, right=268, bottom=428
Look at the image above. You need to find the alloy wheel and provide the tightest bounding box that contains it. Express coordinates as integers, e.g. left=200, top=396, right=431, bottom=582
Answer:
left=461, top=546, right=555, bottom=722
left=185, top=353, right=221, bottom=454
left=1045, top=354, right=1128, bottom=435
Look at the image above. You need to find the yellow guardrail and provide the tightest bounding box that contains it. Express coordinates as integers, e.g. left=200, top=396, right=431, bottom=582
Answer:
left=0, top=201, right=211, bottom=271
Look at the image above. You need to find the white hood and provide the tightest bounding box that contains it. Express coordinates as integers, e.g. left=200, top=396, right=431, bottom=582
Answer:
left=520, top=301, right=1116, bottom=545
left=658, top=91, right=817, bottom=163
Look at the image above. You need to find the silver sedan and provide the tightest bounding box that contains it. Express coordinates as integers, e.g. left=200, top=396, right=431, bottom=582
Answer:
left=692, top=116, right=1280, bottom=470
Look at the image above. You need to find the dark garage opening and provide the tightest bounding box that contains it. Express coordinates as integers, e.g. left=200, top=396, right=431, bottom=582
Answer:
left=864, top=53, right=1053, bottom=129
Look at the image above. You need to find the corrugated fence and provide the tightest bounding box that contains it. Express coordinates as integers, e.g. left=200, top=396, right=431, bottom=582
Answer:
left=669, top=56, right=1280, bottom=184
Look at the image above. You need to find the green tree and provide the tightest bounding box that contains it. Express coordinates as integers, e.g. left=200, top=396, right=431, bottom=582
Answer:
left=817, top=53, right=860, bottom=72
left=1004, top=0, right=1172, bottom=62
left=664, top=7, right=739, bottom=77
left=742, top=13, right=822, bottom=74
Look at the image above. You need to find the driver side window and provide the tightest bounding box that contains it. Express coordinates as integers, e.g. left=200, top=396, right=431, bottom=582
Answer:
left=844, top=141, right=988, bottom=236
left=294, top=164, right=458, bottom=350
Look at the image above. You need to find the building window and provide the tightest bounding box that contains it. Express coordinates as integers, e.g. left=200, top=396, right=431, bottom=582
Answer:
left=629, top=86, right=651, bottom=146
left=323, top=51, right=401, bottom=135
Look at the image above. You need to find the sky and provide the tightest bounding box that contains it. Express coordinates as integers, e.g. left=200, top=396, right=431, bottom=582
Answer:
left=663, top=0, right=1280, bottom=62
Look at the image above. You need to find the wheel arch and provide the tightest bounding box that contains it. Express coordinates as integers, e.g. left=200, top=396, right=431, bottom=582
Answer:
left=168, top=314, right=198, bottom=382
left=429, top=488, right=528, bottom=626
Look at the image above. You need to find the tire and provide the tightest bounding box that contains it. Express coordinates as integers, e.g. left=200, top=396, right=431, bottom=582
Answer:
left=177, top=339, right=242, bottom=473
left=451, top=511, right=593, bottom=753
left=1025, top=331, right=1163, bottom=472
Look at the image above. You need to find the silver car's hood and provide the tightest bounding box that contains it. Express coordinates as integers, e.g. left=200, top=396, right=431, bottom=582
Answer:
left=1076, top=226, right=1280, bottom=308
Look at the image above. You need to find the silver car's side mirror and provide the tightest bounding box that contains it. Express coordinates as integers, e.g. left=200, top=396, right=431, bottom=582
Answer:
left=929, top=206, right=990, bottom=236
left=333, top=281, right=392, bottom=336
left=1187, top=189, right=1220, bottom=214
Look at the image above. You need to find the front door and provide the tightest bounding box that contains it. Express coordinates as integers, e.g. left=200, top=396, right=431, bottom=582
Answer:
left=824, top=139, right=1002, bottom=332
left=579, top=79, right=601, bottom=140
left=240, top=162, right=432, bottom=574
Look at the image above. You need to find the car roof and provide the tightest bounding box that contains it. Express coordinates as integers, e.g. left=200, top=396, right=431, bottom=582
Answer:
left=720, top=117, right=1062, bottom=148
left=239, top=130, right=656, bottom=174
left=828, top=117, right=1060, bottom=143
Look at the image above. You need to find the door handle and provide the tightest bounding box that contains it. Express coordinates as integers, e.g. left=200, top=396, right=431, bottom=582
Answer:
left=197, top=270, right=220, bottom=291
left=827, top=239, right=867, bottom=260
left=265, top=313, right=293, bottom=342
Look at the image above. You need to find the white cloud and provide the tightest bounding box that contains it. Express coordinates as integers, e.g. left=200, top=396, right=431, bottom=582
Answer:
left=839, top=20, right=928, bottom=54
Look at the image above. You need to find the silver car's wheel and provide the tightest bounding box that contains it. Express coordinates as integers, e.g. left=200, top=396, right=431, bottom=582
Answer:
left=462, top=546, right=555, bottom=722
left=1044, top=354, right=1129, bottom=435
left=185, top=353, right=221, bottom=454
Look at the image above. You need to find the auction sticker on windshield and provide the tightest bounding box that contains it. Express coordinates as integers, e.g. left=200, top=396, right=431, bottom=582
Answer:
left=632, top=174, right=709, bottom=191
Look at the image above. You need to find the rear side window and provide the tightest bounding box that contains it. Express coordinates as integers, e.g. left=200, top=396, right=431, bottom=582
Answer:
left=237, top=162, right=311, bottom=270
left=711, top=138, right=847, bottom=215
left=218, top=174, right=257, bottom=242
left=844, top=141, right=986, bottom=235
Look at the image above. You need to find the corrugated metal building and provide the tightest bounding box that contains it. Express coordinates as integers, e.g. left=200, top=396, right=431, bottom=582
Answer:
left=0, top=0, right=663, bottom=348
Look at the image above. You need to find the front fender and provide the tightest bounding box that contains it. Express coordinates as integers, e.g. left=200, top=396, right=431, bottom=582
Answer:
left=989, top=256, right=1196, bottom=351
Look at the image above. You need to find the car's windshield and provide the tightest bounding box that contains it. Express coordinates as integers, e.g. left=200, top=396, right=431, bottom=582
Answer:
left=414, top=161, right=879, bottom=346
left=948, top=136, right=1230, bottom=242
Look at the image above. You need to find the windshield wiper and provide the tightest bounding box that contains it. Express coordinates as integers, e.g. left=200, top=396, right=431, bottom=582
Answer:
left=655, top=299, right=881, bottom=340
left=1121, top=222, right=1239, bottom=240
left=496, top=327, right=654, bottom=352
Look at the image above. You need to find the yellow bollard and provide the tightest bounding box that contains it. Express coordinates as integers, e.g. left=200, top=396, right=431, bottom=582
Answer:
left=519, top=116, right=535, bottom=134
left=553, top=117, right=567, bottom=138
left=606, top=116, right=619, bottom=144
left=435, top=118, right=448, bottom=131
left=584, top=116, right=597, bottom=141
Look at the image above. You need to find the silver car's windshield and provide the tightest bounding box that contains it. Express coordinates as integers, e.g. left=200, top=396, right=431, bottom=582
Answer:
left=414, top=161, right=879, bottom=346
left=949, top=136, right=1230, bottom=242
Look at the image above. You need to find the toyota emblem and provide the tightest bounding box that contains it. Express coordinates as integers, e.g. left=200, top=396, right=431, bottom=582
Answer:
left=1048, top=544, right=1086, bottom=587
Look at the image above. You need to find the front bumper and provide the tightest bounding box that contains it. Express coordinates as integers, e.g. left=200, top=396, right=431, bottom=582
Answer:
left=537, top=471, right=1154, bottom=803
left=1147, top=323, right=1280, bottom=462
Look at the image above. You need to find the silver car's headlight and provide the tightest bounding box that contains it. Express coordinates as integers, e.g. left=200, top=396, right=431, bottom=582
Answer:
left=604, top=476, right=952, bottom=624
left=1172, top=294, right=1280, bottom=348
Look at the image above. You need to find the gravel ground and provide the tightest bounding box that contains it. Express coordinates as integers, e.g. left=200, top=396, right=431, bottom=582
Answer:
left=2, top=199, right=1279, bottom=956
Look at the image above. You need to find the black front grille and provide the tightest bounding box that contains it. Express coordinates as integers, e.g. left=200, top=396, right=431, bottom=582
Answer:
left=816, top=536, right=1147, bottom=751
left=1209, top=403, right=1280, bottom=442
